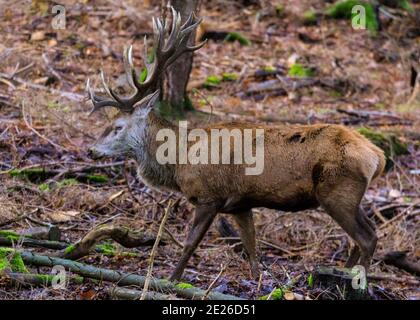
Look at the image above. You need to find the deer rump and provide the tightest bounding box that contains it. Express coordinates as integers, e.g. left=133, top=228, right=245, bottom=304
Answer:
left=174, top=122, right=386, bottom=214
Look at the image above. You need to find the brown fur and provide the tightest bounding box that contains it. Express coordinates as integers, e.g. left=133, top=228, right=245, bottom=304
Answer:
left=90, top=109, right=385, bottom=280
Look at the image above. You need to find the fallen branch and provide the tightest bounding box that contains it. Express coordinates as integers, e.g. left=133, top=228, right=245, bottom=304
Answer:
left=17, top=250, right=242, bottom=300
left=60, top=225, right=162, bottom=260
left=2, top=272, right=83, bottom=287
left=110, top=287, right=178, bottom=300
left=0, top=235, right=69, bottom=250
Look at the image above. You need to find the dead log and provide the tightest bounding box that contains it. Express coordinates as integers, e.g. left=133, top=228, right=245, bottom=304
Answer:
left=60, top=225, right=164, bottom=260
left=18, top=250, right=242, bottom=300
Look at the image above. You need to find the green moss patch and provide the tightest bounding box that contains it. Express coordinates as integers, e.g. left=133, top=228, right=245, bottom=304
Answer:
left=222, top=73, right=238, bottom=81
left=259, top=288, right=283, bottom=300
left=9, top=168, right=49, bottom=183
left=303, top=10, right=318, bottom=25
left=96, top=242, right=116, bottom=256
left=204, top=75, right=221, bottom=88
left=0, top=230, right=20, bottom=241
left=288, top=63, right=315, bottom=78
left=307, top=274, right=314, bottom=288
left=224, top=32, right=251, bottom=46
left=325, top=0, right=379, bottom=33
left=0, top=248, right=28, bottom=273
left=63, top=244, right=75, bottom=255
left=175, top=282, right=194, bottom=290
left=204, top=73, right=238, bottom=89
left=86, top=174, right=108, bottom=183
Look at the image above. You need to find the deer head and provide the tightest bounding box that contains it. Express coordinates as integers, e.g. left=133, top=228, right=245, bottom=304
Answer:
left=87, top=8, right=205, bottom=159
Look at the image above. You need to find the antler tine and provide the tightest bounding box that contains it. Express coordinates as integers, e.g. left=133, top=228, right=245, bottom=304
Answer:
left=164, top=7, right=182, bottom=52
left=123, top=45, right=135, bottom=88
left=86, top=78, right=121, bottom=114
left=180, top=11, right=195, bottom=30
left=100, top=69, right=123, bottom=104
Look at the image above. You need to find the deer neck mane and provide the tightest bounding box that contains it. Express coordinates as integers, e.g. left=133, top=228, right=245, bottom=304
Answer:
left=130, top=110, right=180, bottom=192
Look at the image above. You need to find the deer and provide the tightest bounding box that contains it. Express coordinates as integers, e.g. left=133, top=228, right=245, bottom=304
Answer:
left=86, top=8, right=386, bottom=281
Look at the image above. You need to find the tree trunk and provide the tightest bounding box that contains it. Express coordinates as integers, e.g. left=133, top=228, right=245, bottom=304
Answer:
left=162, top=0, right=200, bottom=116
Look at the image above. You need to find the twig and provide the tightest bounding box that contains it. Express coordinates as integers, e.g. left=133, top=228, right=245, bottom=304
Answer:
left=0, top=72, right=84, bottom=101
left=202, top=263, right=227, bottom=300
left=22, top=101, right=70, bottom=152
left=141, top=200, right=173, bottom=300
left=109, top=287, right=177, bottom=300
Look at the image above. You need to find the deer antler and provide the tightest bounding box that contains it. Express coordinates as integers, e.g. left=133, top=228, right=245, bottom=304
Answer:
left=87, top=7, right=206, bottom=114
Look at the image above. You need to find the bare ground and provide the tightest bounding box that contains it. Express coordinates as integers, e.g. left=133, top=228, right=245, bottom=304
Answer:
left=0, top=0, right=419, bottom=300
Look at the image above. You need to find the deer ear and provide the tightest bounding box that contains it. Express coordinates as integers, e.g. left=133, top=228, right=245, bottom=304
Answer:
left=133, top=90, right=160, bottom=117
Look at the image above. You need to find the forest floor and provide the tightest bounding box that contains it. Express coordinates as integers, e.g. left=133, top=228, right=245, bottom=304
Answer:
left=0, top=0, right=419, bottom=300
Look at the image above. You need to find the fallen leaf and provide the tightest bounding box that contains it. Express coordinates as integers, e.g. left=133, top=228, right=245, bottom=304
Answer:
left=46, top=210, right=80, bottom=223
left=30, top=31, right=45, bottom=41
left=108, top=190, right=124, bottom=203
left=284, top=291, right=295, bottom=300
left=388, top=189, right=401, bottom=199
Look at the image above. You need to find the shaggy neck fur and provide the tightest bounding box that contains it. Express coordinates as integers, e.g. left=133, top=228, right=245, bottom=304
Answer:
left=127, top=110, right=180, bottom=192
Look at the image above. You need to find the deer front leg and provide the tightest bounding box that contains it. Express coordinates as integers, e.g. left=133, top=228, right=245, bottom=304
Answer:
left=232, top=210, right=260, bottom=279
left=169, top=205, right=217, bottom=281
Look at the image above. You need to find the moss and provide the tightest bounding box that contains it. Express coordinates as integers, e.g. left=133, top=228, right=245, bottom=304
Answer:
left=35, top=274, right=54, bottom=283
left=9, top=168, right=48, bottom=182
left=224, top=32, right=251, bottom=46
left=259, top=288, right=283, bottom=300
left=325, top=0, right=379, bottom=33
left=10, top=252, right=28, bottom=273
left=303, top=10, right=318, bottom=25
left=275, top=4, right=284, bottom=15
left=204, top=75, right=221, bottom=88
left=39, top=183, right=50, bottom=192
left=307, top=274, right=314, bottom=288
left=58, top=178, right=78, bottom=187
left=222, top=73, right=238, bottom=81
left=262, top=65, right=276, bottom=72
left=96, top=242, right=116, bottom=256
left=175, top=282, right=194, bottom=290
left=0, top=248, right=28, bottom=273
left=288, top=63, right=315, bottom=78
left=399, top=0, right=414, bottom=13
left=64, top=244, right=75, bottom=255
left=86, top=174, right=108, bottom=183
left=357, top=127, right=409, bottom=169
left=0, top=230, right=20, bottom=241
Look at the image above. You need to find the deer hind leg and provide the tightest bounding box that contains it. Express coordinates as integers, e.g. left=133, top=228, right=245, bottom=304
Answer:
left=169, top=205, right=217, bottom=281
left=232, top=210, right=260, bottom=279
left=316, top=176, right=377, bottom=271
left=343, top=211, right=377, bottom=268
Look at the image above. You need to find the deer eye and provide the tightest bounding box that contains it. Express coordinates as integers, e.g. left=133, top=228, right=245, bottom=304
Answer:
left=114, top=126, right=123, bottom=133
